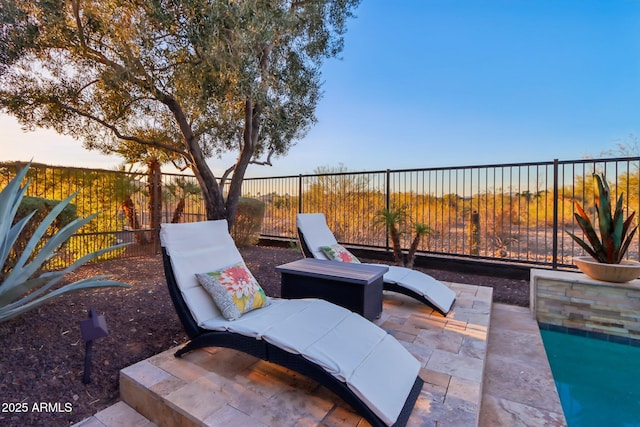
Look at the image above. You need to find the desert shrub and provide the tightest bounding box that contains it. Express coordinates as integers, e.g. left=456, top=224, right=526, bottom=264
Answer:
left=231, top=197, right=266, bottom=247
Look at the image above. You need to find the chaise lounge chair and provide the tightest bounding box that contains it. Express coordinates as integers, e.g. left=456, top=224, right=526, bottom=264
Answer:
left=160, top=220, right=423, bottom=427
left=296, top=213, right=456, bottom=315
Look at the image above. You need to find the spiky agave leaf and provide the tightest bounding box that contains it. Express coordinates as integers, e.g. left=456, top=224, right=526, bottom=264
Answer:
left=594, top=173, right=613, bottom=242
left=566, top=230, right=601, bottom=261
left=0, top=165, right=31, bottom=267
left=0, top=276, right=129, bottom=323
left=618, top=212, right=638, bottom=263
left=0, top=242, right=128, bottom=309
left=0, top=163, right=131, bottom=323
left=568, top=200, right=606, bottom=262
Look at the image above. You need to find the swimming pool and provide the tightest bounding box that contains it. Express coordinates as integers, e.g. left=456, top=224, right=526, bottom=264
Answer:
left=541, top=330, right=640, bottom=427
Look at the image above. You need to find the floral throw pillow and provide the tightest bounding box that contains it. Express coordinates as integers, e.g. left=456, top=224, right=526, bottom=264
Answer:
left=195, top=263, right=269, bottom=321
left=320, top=244, right=360, bottom=263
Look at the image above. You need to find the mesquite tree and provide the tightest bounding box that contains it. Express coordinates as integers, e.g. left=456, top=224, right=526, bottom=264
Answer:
left=0, top=0, right=360, bottom=226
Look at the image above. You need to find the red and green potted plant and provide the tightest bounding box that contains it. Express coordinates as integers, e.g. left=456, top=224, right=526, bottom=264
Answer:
left=567, top=173, right=640, bottom=282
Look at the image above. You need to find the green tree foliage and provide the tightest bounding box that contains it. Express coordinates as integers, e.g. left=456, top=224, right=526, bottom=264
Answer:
left=374, top=206, right=406, bottom=265
left=374, top=205, right=431, bottom=267
left=165, top=177, right=201, bottom=224
left=0, top=0, right=360, bottom=227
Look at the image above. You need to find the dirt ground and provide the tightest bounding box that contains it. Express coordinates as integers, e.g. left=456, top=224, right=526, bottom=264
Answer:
left=0, top=245, right=529, bottom=426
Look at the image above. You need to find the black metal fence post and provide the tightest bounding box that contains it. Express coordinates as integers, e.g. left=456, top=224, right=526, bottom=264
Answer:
left=552, top=159, right=559, bottom=269
left=298, top=174, right=303, bottom=213
left=385, top=169, right=391, bottom=252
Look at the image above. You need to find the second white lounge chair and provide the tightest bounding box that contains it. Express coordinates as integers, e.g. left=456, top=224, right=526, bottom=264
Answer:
left=297, top=213, right=456, bottom=314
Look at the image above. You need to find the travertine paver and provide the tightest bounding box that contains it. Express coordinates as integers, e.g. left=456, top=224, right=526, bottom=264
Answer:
left=73, top=401, right=157, bottom=427
left=479, top=303, right=566, bottom=427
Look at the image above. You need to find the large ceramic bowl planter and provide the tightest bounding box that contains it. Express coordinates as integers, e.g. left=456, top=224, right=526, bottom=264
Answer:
left=573, top=256, right=640, bottom=283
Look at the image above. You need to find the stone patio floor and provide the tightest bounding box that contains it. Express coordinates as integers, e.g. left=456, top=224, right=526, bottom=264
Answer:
left=75, top=283, right=566, bottom=426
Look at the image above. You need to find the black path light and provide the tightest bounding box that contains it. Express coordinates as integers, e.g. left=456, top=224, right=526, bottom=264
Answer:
left=80, top=308, right=109, bottom=384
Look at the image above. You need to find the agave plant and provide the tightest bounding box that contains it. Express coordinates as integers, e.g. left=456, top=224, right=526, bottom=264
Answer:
left=567, top=173, right=638, bottom=264
left=0, top=164, right=130, bottom=323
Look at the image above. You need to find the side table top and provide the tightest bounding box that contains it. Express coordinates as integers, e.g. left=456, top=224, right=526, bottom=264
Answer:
left=276, top=258, right=388, bottom=285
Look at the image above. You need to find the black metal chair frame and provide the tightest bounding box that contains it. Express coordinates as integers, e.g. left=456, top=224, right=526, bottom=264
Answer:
left=297, top=229, right=453, bottom=315
left=162, top=248, right=423, bottom=427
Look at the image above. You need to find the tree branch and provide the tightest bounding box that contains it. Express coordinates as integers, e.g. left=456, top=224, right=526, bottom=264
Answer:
left=220, top=165, right=235, bottom=189
left=249, top=148, right=274, bottom=166
left=71, top=0, right=87, bottom=50
left=62, top=104, right=189, bottom=158
left=171, top=159, right=190, bottom=172
left=291, top=0, right=311, bottom=8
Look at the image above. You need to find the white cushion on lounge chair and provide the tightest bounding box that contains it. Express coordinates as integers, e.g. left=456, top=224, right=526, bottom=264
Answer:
left=186, top=297, right=416, bottom=425
left=220, top=298, right=315, bottom=338
left=299, top=310, right=388, bottom=381
left=260, top=298, right=352, bottom=352
left=181, top=286, right=224, bottom=327
left=161, top=220, right=240, bottom=257
left=296, top=213, right=338, bottom=259
left=197, top=298, right=311, bottom=337
left=348, top=334, right=420, bottom=426
left=396, top=268, right=456, bottom=313
left=377, top=265, right=456, bottom=314
left=378, top=264, right=411, bottom=283
left=297, top=213, right=456, bottom=314
left=286, top=306, right=419, bottom=426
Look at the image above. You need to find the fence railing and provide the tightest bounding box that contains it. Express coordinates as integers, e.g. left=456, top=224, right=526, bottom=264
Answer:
left=242, top=157, right=640, bottom=268
left=0, top=162, right=204, bottom=269
left=2, top=156, right=639, bottom=270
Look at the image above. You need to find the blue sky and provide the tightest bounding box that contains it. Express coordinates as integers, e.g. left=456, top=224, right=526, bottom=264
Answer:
left=2, top=0, right=639, bottom=177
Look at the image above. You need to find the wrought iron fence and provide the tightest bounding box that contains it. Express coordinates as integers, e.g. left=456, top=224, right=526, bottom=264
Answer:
left=0, top=162, right=204, bottom=269
left=242, top=157, right=640, bottom=268
left=2, top=156, right=639, bottom=270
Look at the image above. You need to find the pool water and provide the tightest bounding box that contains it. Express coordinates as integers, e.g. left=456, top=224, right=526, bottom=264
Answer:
left=540, top=330, right=640, bottom=427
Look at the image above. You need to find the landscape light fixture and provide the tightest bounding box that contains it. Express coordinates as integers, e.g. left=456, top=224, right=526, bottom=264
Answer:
left=80, top=308, right=109, bottom=384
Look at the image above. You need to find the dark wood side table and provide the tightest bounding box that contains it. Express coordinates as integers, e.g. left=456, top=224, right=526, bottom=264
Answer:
left=276, top=258, right=388, bottom=321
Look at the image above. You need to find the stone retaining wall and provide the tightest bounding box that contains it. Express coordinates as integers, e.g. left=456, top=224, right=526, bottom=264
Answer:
left=530, top=269, right=640, bottom=345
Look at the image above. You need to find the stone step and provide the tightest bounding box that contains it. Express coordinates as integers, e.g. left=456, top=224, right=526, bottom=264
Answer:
left=118, top=346, right=365, bottom=426
left=72, top=400, right=157, bottom=427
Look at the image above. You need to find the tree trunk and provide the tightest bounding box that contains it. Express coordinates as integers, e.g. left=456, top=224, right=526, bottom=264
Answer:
left=406, top=233, right=422, bottom=269
left=185, top=142, right=226, bottom=221
left=146, top=158, right=162, bottom=243
left=389, top=225, right=405, bottom=266
left=121, top=196, right=149, bottom=244
left=164, top=94, right=227, bottom=222
left=226, top=98, right=261, bottom=228
left=171, top=198, right=185, bottom=223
